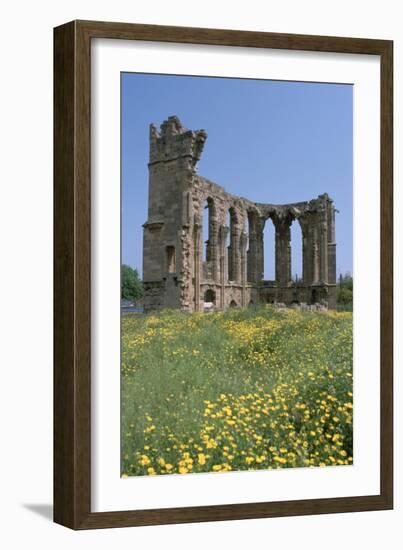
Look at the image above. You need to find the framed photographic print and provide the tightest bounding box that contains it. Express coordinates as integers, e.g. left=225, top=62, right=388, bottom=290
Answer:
left=54, top=20, right=393, bottom=529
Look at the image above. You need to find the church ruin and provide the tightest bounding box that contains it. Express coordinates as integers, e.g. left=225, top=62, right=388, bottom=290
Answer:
left=142, top=116, right=337, bottom=312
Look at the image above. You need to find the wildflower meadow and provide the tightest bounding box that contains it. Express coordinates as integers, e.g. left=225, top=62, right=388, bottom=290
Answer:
left=121, top=306, right=353, bottom=477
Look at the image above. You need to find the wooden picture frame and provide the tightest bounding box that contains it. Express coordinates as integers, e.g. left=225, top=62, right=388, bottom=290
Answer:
left=54, top=20, right=393, bottom=529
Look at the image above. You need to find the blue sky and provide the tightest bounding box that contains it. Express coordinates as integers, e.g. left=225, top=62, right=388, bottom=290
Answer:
left=122, top=73, right=352, bottom=279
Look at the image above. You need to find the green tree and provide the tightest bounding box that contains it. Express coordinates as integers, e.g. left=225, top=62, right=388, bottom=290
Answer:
left=337, top=286, right=353, bottom=304
left=342, top=273, right=353, bottom=291
left=337, top=272, right=353, bottom=305
left=121, top=265, right=143, bottom=302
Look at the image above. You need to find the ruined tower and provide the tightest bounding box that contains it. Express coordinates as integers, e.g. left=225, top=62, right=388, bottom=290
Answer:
left=142, top=116, right=337, bottom=312
left=142, top=116, right=207, bottom=310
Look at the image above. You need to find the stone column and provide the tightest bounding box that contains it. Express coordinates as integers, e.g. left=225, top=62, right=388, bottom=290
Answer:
left=193, top=223, right=202, bottom=311
left=327, top=202, right=337, bottom=285
left=311, top=225, right=320, bottom=284
left=219, top=225, right=229, bottom=308
left=210, top=215, right=219, bottom=283
left=231, top=221, right=242, bottom=283
left=319, top=220, right=328, bottom=283
left=240, top=231, right=248, bottom=307
left=275, top=218, right=292, bottom=286
left=299, top=216, right=311, bottom=285
left=247, top=231, right=256, bottom=283
left=302, top=227, right=311, bottom=284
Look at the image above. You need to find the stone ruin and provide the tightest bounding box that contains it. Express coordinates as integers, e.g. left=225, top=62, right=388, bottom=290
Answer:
left=142, top=116, right=337, bottom=312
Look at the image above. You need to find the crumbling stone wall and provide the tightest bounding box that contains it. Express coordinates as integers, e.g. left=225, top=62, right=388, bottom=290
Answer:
left=142, top=116, right=337, bottom=312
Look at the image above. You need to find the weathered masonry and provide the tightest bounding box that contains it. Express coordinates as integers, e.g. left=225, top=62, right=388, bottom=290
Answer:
left=143, top=116, right=337, bottom=312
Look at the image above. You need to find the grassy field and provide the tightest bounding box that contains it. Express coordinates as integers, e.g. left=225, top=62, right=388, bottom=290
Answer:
left=121, top=306, right=353, bottom=477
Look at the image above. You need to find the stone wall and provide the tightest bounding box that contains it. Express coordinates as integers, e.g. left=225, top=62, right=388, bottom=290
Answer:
left=142, top=116, right=337, bottom=312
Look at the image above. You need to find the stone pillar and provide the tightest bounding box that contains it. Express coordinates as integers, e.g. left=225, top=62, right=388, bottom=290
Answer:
left=240, top=231, right=248, bottom=307
left=210, top=215, right=219, bottom=283
left=247, top=212, right=263, bottom=283
left=312, top=225, right=320, bottom=284
left=275, top=218, right=292, bottom=286
left=193, top=223, right=202, bottom=311
left=219, top=225, right=229, bottom=308
left=319, top=220, right=328, bottom=283
left=299, top=216, right=310, bottom=285
left=232, top=221, right=242, bottom=283
left=301, top=225, right=311, bottom=285
left=247, top=230, right=257, bottom=283
left=327, top=202, right=337, bottom=285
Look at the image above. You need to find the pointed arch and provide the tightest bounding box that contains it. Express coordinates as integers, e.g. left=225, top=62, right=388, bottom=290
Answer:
left=202, top=197, right=216, bottom=262
left=290, top=218, right=303, bottom=282
left=263, top=216, right=275, bottom=280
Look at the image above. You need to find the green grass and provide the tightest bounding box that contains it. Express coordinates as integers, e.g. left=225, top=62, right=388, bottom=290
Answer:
left=121, top=306, right=353, bottom=476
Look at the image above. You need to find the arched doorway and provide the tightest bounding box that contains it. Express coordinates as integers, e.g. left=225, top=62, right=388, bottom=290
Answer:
left=204, top=289, right=216, bottom=303
left=204, top=288, right=216, bottom=311
left=229, top=299, right=238, bottom=308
